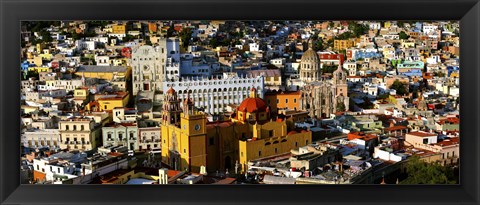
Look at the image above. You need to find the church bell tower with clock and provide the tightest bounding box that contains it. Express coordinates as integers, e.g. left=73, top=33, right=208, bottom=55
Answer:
left=161, top=87, right=208, bottom=173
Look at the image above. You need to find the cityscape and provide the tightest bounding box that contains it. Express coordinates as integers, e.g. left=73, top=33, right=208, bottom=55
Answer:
left=20, top=21, right=459, bottom=184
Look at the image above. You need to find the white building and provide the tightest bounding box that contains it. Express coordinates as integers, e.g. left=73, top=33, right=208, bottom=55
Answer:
left=102, top=122, right=139, bottom=151
left=37, top=79, right=84, bottom=92
left=369, top=22, right=381, bottom=30
left=86, top=36, right=109, bottom=44
left=33, top=152, right=87, bottom=183
left=249, top=43, right=260, bottom=52
left=95, top=55, right=110, bottom=66
left=423, top=24, right=438, bottom=34
left=343, top=61, right=357, bottom=76
left=23, top=129, right=61, bottom=149
left=163, top=73, right=264, bottom=115
left=75, top=40, right=96, bottom=51
left=131, top=45, right=166, bottom=96
left=179, top=53, right=219, bottom=77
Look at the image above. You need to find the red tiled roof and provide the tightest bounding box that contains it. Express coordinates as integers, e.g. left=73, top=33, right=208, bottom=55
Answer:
left=237, top=97, right=267, bottom=113
left=384, top=125, right=407, bottom=131
left=407, top=131, right=437, bottom=137
left=166, top=87, right=175, bottom=94
left=434, top=137, right=459, bottom=147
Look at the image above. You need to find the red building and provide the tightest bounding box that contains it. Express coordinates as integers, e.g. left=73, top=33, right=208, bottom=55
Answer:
left=121, top=47, right=132, bottom=58
left=318, top=53, right=344, bottom=65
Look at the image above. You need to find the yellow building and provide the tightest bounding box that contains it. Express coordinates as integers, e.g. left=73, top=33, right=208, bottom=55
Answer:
left=384, top=21, right=392, bottom=28
left=28, top=66, right=51, bottom=73
left=75, top=65, right=131, bottom=81
left=334, top=39, right=355, bottom=51
left=86, top=91, right=130, bottom=112
left=112, top=24, right=126, bottom=34
left=58, top=117, right=102, bottom=151
left=161, top=87, right=312, bottom=174
left=161, top=88, right=208, bottom=173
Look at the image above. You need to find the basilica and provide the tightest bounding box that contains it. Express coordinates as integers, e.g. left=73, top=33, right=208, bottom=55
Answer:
left=299, top=42, right=349, bottom=118
left=160, top=87, right=311, bottom=174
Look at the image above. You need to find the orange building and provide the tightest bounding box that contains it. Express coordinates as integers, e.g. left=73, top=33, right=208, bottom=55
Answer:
left=148, top=23, right=157, bottom=33
left=264, top=91, right=301, bottom=113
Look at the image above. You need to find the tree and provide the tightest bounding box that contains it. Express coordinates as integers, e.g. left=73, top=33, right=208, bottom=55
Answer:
left=400, top=156, right=457, bottom=184
left=397, top=21, right=404, bottom=28
left=390, top=79, right=409, bottom=96
left=179, top=28, right=193, bottom=48
left=322, top=65, right=337, bottom=73
left=399, top=31, right=410, bottom=40
left=122, top=34, right=135, bottom=43
left=335, top=31, right=353, bottom=40
left=24, top=70, right=39, bottom=80
left=377, top=93, right=389, bottom=100
left=336, top=102, right=346, bottom=112
left=329, top=22, right=335, bottom=29
left=313, top=39, right=323, bottom=51
left=348, top=22, right=369, bottom=37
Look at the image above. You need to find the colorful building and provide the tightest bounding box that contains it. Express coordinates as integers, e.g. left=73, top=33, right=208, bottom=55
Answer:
left=75, top=65, right=131, bottom=81
left=86, top=91, right=130, bottom=112
left=264, top=91, right=302, bottom=113
left=161, top=87, right=311, bottom=173
left=334, top=39, right=355, bottom=51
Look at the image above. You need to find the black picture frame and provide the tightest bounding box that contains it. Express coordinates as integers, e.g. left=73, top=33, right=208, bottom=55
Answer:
left=1, top=0, right=479, bottom=204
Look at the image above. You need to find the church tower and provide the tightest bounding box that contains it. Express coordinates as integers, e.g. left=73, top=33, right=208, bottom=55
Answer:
left=162, top=87, right=182, bottom=127
left=333, top=63, right=348, bottom=97
left=299, top=39, right=322, bottom=83
left=332, top=63, right=349, bottom=112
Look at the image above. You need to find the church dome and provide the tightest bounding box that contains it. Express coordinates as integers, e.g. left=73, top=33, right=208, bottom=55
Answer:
left=166, top=87, right=176, bottom=94
left=300, top=48, right=320, bottom=64
left=299, top=40, right=322, bottom=82
left=237, top=97, right=268, bottom=113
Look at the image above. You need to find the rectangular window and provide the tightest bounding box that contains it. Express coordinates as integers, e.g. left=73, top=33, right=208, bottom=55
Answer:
left=209, top=137, right=214, bottom=146
left=423, top=138, right=429, bottom=144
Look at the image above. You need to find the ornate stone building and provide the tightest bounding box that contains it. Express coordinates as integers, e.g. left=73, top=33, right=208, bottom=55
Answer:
left=160, top=87, right=311, bottom=173
left=131, top=45, right=166, bottom=96
left=299, top=42, right=349, bottom=118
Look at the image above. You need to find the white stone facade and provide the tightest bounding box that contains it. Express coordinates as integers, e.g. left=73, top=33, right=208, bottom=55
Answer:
left=23, top=129, right=61, bottom=149
left=163, top=73, right=264, bottom=115
left=131, top=45, right=166, bottom=95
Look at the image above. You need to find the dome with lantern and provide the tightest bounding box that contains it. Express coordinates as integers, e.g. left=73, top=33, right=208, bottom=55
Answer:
left=234, top=87, right=270, bottom=123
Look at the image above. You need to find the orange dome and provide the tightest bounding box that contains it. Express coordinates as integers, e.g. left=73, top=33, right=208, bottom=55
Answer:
left=166, top=87, right=175, bottom=94
left=237, top=97, right=267, bottom=113
left=288, top=130, right=298, bottom=135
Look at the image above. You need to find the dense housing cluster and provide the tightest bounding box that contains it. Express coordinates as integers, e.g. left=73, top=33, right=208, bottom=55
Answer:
left=20, top=21, right=459, bottom=184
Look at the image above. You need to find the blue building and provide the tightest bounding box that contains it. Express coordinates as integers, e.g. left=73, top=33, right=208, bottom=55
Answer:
left=401, top=69, right=423, bottom=77
left=447, top=66, right=460, bottom=77
left=354, top=51, right=382, bottom=60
